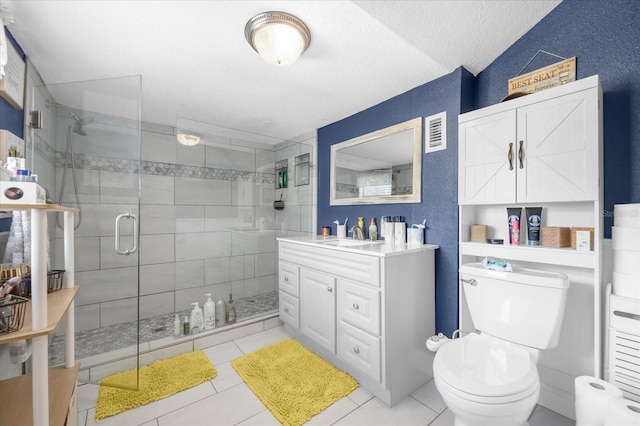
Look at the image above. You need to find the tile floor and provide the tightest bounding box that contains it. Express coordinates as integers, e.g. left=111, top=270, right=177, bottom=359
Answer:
left=76, top=326, right=576, bottom=426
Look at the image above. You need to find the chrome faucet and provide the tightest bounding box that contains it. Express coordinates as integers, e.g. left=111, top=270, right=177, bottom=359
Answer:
left=350, top=225, right=365, bottom=240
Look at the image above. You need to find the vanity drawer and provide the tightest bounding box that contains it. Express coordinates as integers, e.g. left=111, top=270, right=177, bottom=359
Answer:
left=338, top=279, right=380, bottom=335
left=338, top=320, right=381, bottom=383
left=279, top=291, right=299, bottom=330
left=279, top=242, right=380, bottom=287
left=279, top=261, right=299, bottom=297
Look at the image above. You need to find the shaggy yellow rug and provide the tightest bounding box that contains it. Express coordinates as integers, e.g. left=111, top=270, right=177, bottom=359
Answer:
left=232, top=338, right=358, bottom=426
left=95, top=350, right=217, bottom=420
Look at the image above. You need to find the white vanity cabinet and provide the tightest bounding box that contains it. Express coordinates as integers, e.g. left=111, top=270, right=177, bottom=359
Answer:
left=458, top=75, right=604, bottom=420
left=459, top=77, right=600, bottom=205
left=277, top=238, right=437, bottom=406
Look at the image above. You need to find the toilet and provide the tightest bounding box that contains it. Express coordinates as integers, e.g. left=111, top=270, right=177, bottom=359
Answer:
left=433, top=263, right=570, bottom=426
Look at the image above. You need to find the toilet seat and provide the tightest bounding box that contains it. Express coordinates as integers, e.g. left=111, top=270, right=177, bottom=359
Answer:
left=434, top=333, right=539, bottom=404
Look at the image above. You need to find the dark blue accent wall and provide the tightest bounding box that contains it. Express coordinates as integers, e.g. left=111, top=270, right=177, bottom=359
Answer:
left=0, top=28, right=25, bottom=139
left=475, top=0, right=640, bottom=236
left=317, top=67, right=474, bottom=336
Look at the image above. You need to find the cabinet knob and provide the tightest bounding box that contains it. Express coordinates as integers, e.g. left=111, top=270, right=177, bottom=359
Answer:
left=284, top=307, right=289, bottom=313
left=353, top=347, right=360, bottom=354
left=352, top=303, right=360, bottom=310
left=284, top=277, right=289, bottom=282
left=327, top=287, right=333, bottom=293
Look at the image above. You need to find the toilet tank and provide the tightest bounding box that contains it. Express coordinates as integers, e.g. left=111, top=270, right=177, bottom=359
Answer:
left=460, top=263, right=570, bottom=349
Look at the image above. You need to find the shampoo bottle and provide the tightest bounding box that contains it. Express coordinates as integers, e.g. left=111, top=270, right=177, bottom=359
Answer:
left=203, top=293, right=216, bottom=330
left=369, top=217, right=378, bottom=241
left=216, top=293, right=227, bottom=326
left=190, top=302, right=204, bottom=333
left=357, top=216, right=366, bottom=238
left=183, top=316, right=190, bottom=336
left=173, top=314, right=181, bottom=338
left=226, top=293, right=236, bottom=324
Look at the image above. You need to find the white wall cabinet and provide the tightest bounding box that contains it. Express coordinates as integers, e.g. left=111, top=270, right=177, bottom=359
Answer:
left=459, top=81, right=599, bottom=205
left=458, top=75, right=603, bottom=420
left=277, top=238, right=437, bottom=406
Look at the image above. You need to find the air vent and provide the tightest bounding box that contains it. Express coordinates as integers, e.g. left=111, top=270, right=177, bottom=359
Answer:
left=424, top=111, right=446, bottom=154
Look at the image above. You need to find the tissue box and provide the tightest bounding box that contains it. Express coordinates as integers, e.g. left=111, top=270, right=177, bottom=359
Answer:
left=470, top=225, right=488, bottom=242
left=541, top=227, right=571, bottom=248
left=0, top=181, right=46, bottom=204
left=571, top=227, right=594, bottom=250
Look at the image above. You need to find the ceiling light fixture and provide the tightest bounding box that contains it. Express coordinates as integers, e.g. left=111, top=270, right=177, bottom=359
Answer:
left=244, top=11, right=311, bottom=67
left=176, top=133, right=200, bottom=146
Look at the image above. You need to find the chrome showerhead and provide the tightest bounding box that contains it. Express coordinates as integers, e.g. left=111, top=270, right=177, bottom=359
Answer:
left=46, top=101, right=95, bottom=136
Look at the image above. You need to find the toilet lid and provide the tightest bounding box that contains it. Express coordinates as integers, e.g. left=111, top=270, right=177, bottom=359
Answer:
left=434, top=333, right=538, bottom=398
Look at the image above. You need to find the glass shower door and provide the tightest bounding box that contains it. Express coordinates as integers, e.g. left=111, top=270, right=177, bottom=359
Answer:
left=30, top=75, right=142, bottom=389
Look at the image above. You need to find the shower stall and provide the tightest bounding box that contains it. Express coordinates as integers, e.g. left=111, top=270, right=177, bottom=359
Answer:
left=21, top=74, right=315, bottom=381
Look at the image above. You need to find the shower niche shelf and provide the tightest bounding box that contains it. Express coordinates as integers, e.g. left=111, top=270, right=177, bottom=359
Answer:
left=0, top=203, right=79, bottom=426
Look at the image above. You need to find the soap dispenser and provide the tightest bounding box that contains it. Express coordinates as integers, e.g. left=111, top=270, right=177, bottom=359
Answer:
left=226, top=293, right=236, bottom=324
left=173, top=314, right=181, bottom=338
left=190, top=302, right=204, bottom=333
left=216, top=293, right=226, bottom=326
left=203, top=293, right=216, bottom=330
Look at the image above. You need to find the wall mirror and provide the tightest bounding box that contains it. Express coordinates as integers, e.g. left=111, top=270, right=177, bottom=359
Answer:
left=330, top=117, right=422, bottom=205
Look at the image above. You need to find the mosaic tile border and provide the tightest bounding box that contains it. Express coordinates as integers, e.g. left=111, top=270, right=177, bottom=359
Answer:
left=53, top=152, right=276, bottom=184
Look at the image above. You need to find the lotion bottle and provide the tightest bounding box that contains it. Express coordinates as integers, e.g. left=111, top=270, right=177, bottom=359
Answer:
left=190, top=302, right=204, bottom=333
left=369, top=217, right=378, bottom=241
left=203, top=293, right=216, bottom=330
left=216, top=293, right=227, bottom=326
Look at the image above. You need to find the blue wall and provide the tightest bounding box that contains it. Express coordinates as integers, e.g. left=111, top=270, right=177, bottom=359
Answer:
left=475, top=0, right=640, bottom=235
left=317, top=67, right=474, bottom=336
left=0, top=28, right=25, bottom=139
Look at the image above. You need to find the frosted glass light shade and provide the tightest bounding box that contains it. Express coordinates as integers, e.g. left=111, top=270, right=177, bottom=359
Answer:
left=245, top=11, right=311, bottom=67
left=176, top=133, right=200, bottom=146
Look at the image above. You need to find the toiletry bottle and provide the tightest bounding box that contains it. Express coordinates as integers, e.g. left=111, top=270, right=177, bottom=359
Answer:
left=173, top=314, right=181, bottom=338
left=203, top=293, right=216, bottom=330
left=190, top=302, right=204, bottom=333
left=357, top=217, right=366, bottom=238
left=226, top=293, right=236, bottom=324
left=183, top=316, right=190, bottom=336
left=369, top=218, right=378, bottom=241
left=216, top=293, right=227, bottom=326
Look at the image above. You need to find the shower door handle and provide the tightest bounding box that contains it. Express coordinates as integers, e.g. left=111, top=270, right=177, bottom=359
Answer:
left=115, top=213, right=138, bottom=255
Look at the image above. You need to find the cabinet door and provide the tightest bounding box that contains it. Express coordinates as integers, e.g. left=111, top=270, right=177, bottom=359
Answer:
left=516, top=88, right=599, bottom=202
left=459, top=109, right=517, bottom=204
left=300, top=268, right=336, bottom=353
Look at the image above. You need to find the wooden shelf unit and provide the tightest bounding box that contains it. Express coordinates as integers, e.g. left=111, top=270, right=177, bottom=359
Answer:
left=0, top=203, right=78, bottom=425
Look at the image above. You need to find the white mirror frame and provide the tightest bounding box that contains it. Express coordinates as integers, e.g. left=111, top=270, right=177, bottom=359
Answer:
left=330, top=117, right=422, bottom=205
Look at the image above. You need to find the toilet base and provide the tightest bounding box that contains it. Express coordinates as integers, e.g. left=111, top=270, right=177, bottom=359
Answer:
left=435, top=375, right=539, bottom=426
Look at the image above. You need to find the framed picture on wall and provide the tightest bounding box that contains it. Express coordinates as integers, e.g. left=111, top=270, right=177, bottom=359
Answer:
left=0, top=36, right=26, bottom=110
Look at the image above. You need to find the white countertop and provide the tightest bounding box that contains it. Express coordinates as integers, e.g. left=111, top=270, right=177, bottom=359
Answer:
left=277, top=235, right=439, bottom=257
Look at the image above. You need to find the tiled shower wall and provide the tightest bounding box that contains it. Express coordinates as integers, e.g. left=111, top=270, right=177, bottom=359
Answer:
left=51, top=119, right=281, bottom=334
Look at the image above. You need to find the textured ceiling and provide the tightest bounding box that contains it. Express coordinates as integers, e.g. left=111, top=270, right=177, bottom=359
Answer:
left=3, top=0, right=561, bottom=144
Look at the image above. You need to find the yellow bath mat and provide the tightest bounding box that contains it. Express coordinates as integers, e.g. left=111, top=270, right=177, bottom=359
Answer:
left=232, top=338, right=358, bottom=426
left=95, top=350, right=217, bottom=420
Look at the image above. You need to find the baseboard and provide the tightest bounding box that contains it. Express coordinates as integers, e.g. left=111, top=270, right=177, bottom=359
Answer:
left=538, top=365, right=576, bottom=420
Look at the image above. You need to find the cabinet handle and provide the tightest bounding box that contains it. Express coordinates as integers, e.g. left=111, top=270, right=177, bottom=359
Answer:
left=352, top=303, right=360, bottom=310
left=518, top=140, right=524, bottom=169
left=353, top=347, right=360, bottom=354
left=327, top=287, right=333, bottom=293
left=508, top=142, right=514, bottom=170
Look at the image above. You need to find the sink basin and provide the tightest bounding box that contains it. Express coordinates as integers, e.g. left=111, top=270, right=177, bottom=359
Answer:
left=317, top=239, right=383, bottom=247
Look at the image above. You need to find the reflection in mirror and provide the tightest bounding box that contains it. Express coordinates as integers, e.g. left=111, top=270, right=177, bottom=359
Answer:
left=330, top=117, right=422, bottom=205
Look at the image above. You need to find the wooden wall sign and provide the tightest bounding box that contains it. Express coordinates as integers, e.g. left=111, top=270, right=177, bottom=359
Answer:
left=508, top=57, right=576, bottom=96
